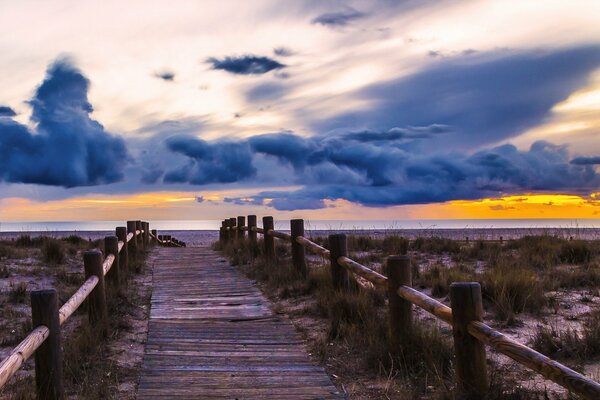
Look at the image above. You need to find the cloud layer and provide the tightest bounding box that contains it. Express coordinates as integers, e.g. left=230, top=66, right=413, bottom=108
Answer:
left=0, top=59, right=128, bottom=187
left=207, top=55, right=285, bottom=75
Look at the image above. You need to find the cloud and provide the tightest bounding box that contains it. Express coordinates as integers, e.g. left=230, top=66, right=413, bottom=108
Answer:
left=312, top=8, right=366, bottom=27
left=154, top=70, right=175, bottom=81
left=163, top=135, right=256, bottom=184
left=246, top=82, right=287, bottom=103
left=314, top=46, right=600, bottom=150
left=571, top=156, right=600, bottom=165
left=207, top=55, right=285, bottom=75
left=273, top=47, right=294, bottom=57
left=0, top=106, right=16, bottom=117
left=0, top=58, right=128, bottom=187
left=218, top=131, right=600, bottom=210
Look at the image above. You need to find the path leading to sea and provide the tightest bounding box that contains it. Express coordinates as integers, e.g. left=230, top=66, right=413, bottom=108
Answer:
left=137, top=246, right=343, bottom=399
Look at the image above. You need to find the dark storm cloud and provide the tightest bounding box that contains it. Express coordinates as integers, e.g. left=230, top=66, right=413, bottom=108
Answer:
left=155, top=70, right=175, bottom=81
left=571, top=156, right=600, bottom=165
left=207, top=55, right=285, bottom=75
left=314, top=46, right=600, bottom=149
left=0, top=106, right=16, bottom=117
left=163, top=135, right=256, bottom=184
left=161, top=125, right=599, bottom=210
left=0, top=59, right=128, bottom=187
left=312, top=9, right=366, bottom=27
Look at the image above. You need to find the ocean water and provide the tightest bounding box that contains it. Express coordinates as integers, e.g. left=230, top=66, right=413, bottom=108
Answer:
left=1, top=218, right=600, bottom=232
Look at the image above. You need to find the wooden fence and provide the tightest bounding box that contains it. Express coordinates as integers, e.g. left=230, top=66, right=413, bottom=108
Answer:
left=0, top=221, right=184, bottom=399
left=220, top=215, right=600, bottom=399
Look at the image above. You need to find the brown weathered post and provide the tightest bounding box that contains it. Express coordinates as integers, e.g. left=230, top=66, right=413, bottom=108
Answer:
left=450, top=282, right=489, bottom=398
left=151, top=229, right=157, bottom=244
left=127, top=220, right=138, bottom=266
left=222, top=220, right=230, bottom=244
left=247, top=215, right=257, bottom=246
left=387, top=255, right=412, bottom=355
left=329, top=234, right=350, bottom=290
left=263, top=216, right=275, bottom=262
left=104, top=236, right=120, bottom=288
left=135, top=220, right=143, bottom=250
left=116, top=226, right=128, bottom=274
left=31, top=289, right=63, bottom=400
left=84, top=250, right=108, bottom=326
left=237, top=216, right=246, bottom=240
left=229, top=217, right=237, bottom=242
left=291, top=219, right=307, bottom=277
left=219, top=220, right=225, bottom=243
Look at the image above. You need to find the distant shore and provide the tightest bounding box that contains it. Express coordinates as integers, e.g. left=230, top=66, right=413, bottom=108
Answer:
left=2, top=226, right=600, bottom=247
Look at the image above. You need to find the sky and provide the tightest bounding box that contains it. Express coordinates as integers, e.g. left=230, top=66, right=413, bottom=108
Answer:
left=1, top=0, right=600, bottom=222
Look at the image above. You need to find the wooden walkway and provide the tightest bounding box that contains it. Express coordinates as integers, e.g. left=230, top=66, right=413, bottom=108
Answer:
left=137, top=246, right=344, bottom=399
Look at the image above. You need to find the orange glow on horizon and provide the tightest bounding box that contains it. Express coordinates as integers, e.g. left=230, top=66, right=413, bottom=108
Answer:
left=2, top=191, right=600, bottom=222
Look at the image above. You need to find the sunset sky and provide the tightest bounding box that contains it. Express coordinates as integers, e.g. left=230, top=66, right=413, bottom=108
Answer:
left=1, top=0, right=600, bottom=222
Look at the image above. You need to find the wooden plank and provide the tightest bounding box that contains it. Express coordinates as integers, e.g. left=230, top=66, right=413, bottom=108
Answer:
left=138, top=246, right=344, bottom=399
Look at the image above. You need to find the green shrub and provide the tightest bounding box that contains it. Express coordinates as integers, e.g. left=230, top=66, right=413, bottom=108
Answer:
left=9, top=282, right=28, bottom=304
left=410, top=237, right=461, bottom=254
left=420, top=264, right=476, bottom=297
left=559, top=240, right=595, bottom=265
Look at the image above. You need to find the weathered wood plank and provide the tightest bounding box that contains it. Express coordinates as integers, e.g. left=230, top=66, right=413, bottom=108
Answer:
left=138, top=246, right=344, bottom=399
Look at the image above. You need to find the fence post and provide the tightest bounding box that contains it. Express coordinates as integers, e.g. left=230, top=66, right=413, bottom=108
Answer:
left=127, top=220, right=138, bottom=266
left=229, top=217, right=237, bottom=243
left=248, top=215, right=257, bottom=246
left=329, top=234, right=350, bottom=290
left=219, top=221, right=225, bottom=244
left=450, top=282, right=489, bottom=398
left=116, top=227, right=128, bottom=274
left=104, top=236, right=120, bottom=288
left=136, top=220, right=143, bottom=251
left=151, top=229, right=157, bottom=244
left=290, top=219, right=307, bottom=277
left=237, top=216, right=246, bottom=240
left=387, top=255, right=412, bottom=355
left=143, top=222, right=150, bottom=248
left=263, top=216, right=275, bottom=262
left=223, top=220, right=230, bottom=244
left=84, top=249, right=108, bottom=327
left=31, top=289, right=63, bottom=400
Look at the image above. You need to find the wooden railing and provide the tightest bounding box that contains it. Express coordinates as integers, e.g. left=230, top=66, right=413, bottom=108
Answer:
left=220, top=215, right=600, bottom=399
left=0, top=220, right=184, bottom=399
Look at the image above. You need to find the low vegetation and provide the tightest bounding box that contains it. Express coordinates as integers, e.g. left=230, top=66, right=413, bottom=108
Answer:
left=0, top=233, right=153, bottom=399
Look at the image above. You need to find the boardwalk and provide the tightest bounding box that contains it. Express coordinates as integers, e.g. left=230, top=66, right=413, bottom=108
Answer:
left=137, top=246, right=344, bottom=399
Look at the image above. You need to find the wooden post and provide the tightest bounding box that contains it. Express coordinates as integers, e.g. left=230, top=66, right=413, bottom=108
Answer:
left=135, top=220, right=143, bottom=250
left=387, top=255, right=412, bottom=355
left=248, top=215, right=257, bottom=246
left=127, top=220, right=138, bottom=266
left=116, top=227, right=128, bottom=274
left=151, top=229, right=157, bottom=244
left=329, top=234, right=350, bottom=290
left=222, top=220, right=230, bottom=244
left=84, top=249, right=108, bottom=326
left=237, top=216, right=246, bottom=240
left=229, top=217, right=237, bottom=242
left=291, top=219, right=307, bottom=277
left=143, top=222, right=150, bottom=248
left=31, top=289, right=63, bottom=400
left=104, top=236, right=120, bottom=288
left=263, top=216, right=275, bottom=262
left=450, top=282, right=489, bottom=398
left=219, top=220, right=225, bottom=243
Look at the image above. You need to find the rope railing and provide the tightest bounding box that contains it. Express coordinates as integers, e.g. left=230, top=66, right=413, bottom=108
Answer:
left=220, top=215, right=600, bottom=399
left=0, top=220, right=185, bottom=398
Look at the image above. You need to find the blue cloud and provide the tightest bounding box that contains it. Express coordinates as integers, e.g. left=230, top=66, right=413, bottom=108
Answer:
left=312, top=9, right=366, bottom=27
left=315, top=46, right=600, bottom=150
left=155, top=70, right=175, bottom=81
left=207, top=55, right=285, bottom=75
left=273, top=47, right=294, bottom=57
left=164, top=135, right=256, bottom=184
left=0, top=106, right=16, bottom=117
left=246, top=82, right=287, bottom=103
left=571, top=156, right=600, bottom=165
left=0, top=58, right=128, bottom=187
